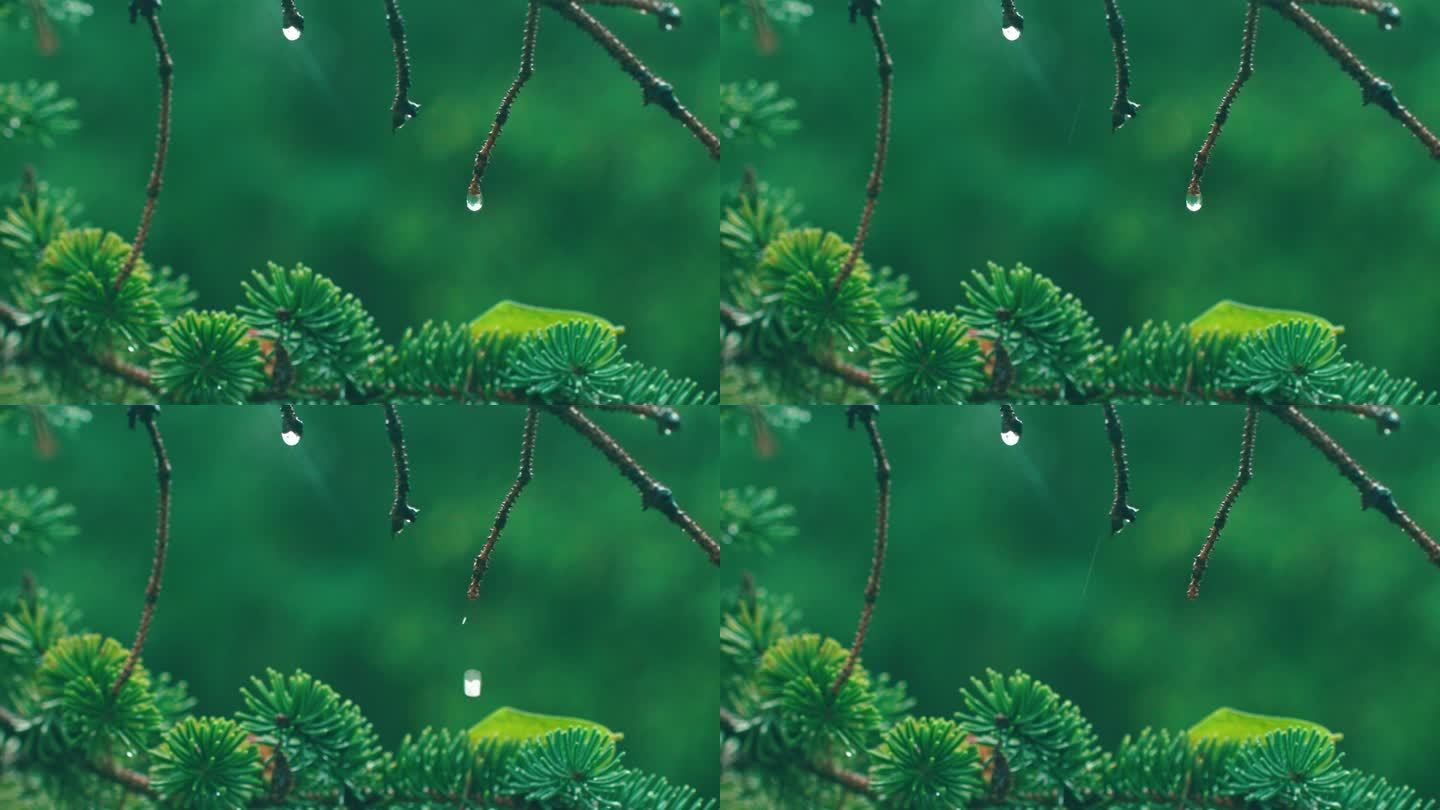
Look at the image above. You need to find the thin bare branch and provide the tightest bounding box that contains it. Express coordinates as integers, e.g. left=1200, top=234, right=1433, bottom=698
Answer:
left=468, top=407, right=538, bottom=599
left=1188, top=2, right=1259, bottom=208
left=833, top=404, right=890, bottom=695
left=384, top=0, right=421, bottom=130
left=385, top=404, right=420, bottom=535
left=116, top=2, right=173, bottom=290
left=1103, top=0, right=1140, bottom=130
left=1103, top=404, right=1138, bottom=533
left=114, top=405, right=172, bottom=695
left=835, top=0, right=892, bottom=290
left=1188, top=404, right=1257, bottom=600
left=469, top=1, right=540, bottom=208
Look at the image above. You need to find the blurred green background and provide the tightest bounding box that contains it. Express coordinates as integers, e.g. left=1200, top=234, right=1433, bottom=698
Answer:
left=3, top=404, right=719, bottom=794
left=725, top=405, right=1440, bottom=795
left=0, top=0, right=719, bottom=385
left=725, top=3, right=1440, bottom=385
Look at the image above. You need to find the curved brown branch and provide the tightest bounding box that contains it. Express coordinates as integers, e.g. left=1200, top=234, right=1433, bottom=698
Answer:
left=385, top=404, right=420, bottom=535
left=544, top=0, right=720, bottom=159
left=1103, top=0, right=1140, bottom=130
left=583, top=0, right=682, bottom=29
left=832, top=404, right=890, bottom=695
left=469, top=407, right=538, bottom=598
left=592, top=402, right=682, bottom=434
left=1188, top=404, right=1256, bottom=600
left=470, top=1, right=540, bottom=208
left=384, top=0, right=421, bottom=130
left=547, top=404, right=721, bottom=564
left=1266, top=0, right=1438, bottom=159
left=1297, top=0, right=1400, bottom=29
left=117, top=3, right=172, bottom=290
left=1269, top=404, right=1440, bottom=566
left=835, top=1, right=892, bottom=290
left=114, top=405, right=172, bottom=695
left=1188, top=1, right=1259, bottom=208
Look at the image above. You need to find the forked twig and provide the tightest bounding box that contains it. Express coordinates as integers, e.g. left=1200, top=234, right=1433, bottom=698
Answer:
left=1269, top=404, right=1440, bottom=566
left=469, top=1, right=540, bottom=210
left=116, top=1, right=173, bottom=290
left=468, top=407, right=539, bottom=598
left=1188, top=404, right=1257, bottom=600
left=832, top=404, right=890, bottom=694
left=385, top=404, right=420, bottom=535
left=835, top=0, right=892, bottom=290
left=1103, top=0, right=1140, bottom=130
left=114, top=405, right=171, bottom=695
left=384, top=0, right=421, bottom=130
left=547, top=405, right=721, bottom=564
left=1188, top=1, right=1259, bottom=210
left=1103, top=404, right=1138, bottom=533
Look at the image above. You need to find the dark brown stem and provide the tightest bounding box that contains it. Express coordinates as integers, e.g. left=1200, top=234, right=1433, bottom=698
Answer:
left=1297, top=0, right=1401, bottom=28
left=809, top=352, right=880, bottom=394
left=1312, top=402, right=1401, bottom=434
left=470, top=1, right=540, bottom=203
left=385, top=404, right=419, bottom=535
left=808, top=758, right=877, bottom=798
left=1189, top=2, right=1259, bottom=204
left=1103, top=404, right=1138, bottom=533
left=544, top=0, right=720, bottom=159
left=1103, top=0, right=1140, bottom=130
left=832, top=405, right=890, bottom=695
left=468, top=407, right=538, bottom=599
left=1265, top=0, right=1439, bottom=158
left=834, top=2, right=892, bottom=290
left=592, top=402, right=682, bottom=434
left=1188, top=404, right=1257, bottom=600
left=547, top=405, right=721, bottom=564
left=115, top=405, right=171, bottom=695
left=582, top=0, right=682, bottom=29
left=385, top=0, right=420, bottom=131
left=1269, top=404, right=1440, bottom=566
left=116, top=6, right=172, bottom=291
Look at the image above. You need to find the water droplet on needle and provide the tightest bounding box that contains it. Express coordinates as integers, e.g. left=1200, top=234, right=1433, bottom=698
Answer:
left=1185, top=192, right=1203, bottom=212
left=282, top=25, right=302, bottom=41
left=281, top=430, right=302, bottom=447
left=1001, top=429, right=1021, bottom=446
left=1002, top=25, right=1022, bottom=41
left=465, top=190, right=484, bottom=212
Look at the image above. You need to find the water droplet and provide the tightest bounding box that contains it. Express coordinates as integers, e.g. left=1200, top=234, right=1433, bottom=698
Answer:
left=1000, top=429, right=1021, bottom=446
left=282, top=25, right=303, bottom=41
left=1185, top=192, right=1203, bottom=212
left=463, top=669, right=483, bottom=698
left=281, top=430, right=302, bottom=447
left=846, top=345, right=857, bottom=353
left=1002, top=25, right=1022, bottom=41
left=126, top=345, right=136, bottom=353
left=465, top=190, right=484, bottom=212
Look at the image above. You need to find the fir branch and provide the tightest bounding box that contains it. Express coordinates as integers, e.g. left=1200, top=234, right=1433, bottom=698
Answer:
left=544, top=0, right=720, bottom=160
left=1103, top=0, right=1140, bottom=130
left=470, top=1, right=540, bottom=211
left=384, top=0, right=420, bottom=131
left=468, top=407, right=538, bottom=599
left=1269, top=404, right=1440, bottom=566
left=1265, top=0, right=1438, bottom=159
left=1189, top=2, right=1259, bottom=210
left=384, top=403, right=419, bottom=535
left=1189, top=405, right=1257, bottom=600
left=117, top=0, right=172, bottom=291
left=834, top=0, right=891, bottom=291
left=114, top=404, right=172, bottom=695
left=547, top=404, right=721, bottom=564
left=1103, top=403, right=1137, bottom=534
left=833, top=404, right=889, bottom=696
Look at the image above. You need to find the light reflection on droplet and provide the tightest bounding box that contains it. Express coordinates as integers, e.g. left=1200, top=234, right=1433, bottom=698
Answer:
left=463, top=669, right=483, bottom=698
left=1002, top=25, right=1022, bottom=41
left=281, top=430, right=302, bottom=447
left=282, top=25, right=303, bottom=41
left=1185, top=192, right=1203, bottom=213
left=466, top=190, right=484, bottom=212
left=1000, top=430, right=1021, bottom=446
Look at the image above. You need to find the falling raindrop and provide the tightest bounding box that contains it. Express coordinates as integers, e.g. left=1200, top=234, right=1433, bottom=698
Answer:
left=281, top=430, right=302, bottom=447
left=461, top=615, right=468, bottom=625
left=282, top=25, right=303, bottom=41
left=1000, top=429, right=1021, bottom=446
left=465, top=190, right=484, bottom=212
left=1002, top=25, right=1022, bottom=41
left=126, top=345, right=137, bottom=353
left=1185, top=192, right=1203, bottom=213
left=463, top=669, right=483, bottom=698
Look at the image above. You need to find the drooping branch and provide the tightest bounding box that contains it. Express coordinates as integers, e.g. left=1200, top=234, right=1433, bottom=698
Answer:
left=468, top=407, right=538, bottom=599
left=384, top=404, right=419, bottom=535
left=834, top=0, right=892, bottom=291
left=1296, top=0, right=1401, bottom=30
left=582, top=0, right=683, bottom=29
left=469, top=1, right=540, bottom=211
left=544, top=0, right=720, bottom=160
left=114, top=404, right=172, bottom=695
left=1188, top=404, right=1257, bottom=600
left=832, top=404, right=890, bottom=695
left=1265, top=0, right=1439, bottom=159
left=1269, top=404, right=1440, bottom=567
left=592, top=402, right=682, bottom=434
left=1103, top=404, right=1138, bottom=533
left=1103, top=0, right=1140, bottom=130
left=547, top=404, right=721, bottom=564
left=116, top=1, right=173, bottom=290
left=1314, top=402, right=1400, bottom=434
left=1188, top=1, right=1259, bottom=211
left=384, top=0, right=421, bottom=130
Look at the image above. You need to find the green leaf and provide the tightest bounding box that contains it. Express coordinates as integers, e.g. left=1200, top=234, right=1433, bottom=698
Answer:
left=1189, top=300, right=1341, bottom=337
left=1188, top=707, right=1339, bottom=745
left=469, top=301, right=620, bottom=339
left=468, top=707, right=618, bottom=746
